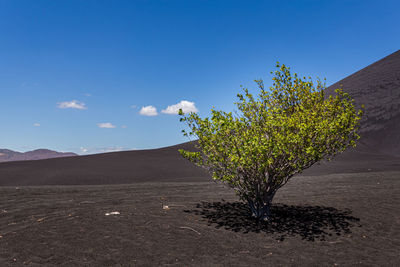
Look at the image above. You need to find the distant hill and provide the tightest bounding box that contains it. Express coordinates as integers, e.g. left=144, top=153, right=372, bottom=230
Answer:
left=0, top=149, right=77, bottom=163
left=325, top=50, right=400, bottom=156
left=0, top=142, right=208, bottom=186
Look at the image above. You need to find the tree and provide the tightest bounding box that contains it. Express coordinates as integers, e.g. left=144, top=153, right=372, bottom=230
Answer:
left=178, top=64, right=363, bottom=221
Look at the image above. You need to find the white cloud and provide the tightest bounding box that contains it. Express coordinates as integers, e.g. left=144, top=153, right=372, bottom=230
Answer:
left=33, top=123, right=40, bottom=127
left=139, top=105, right=158, bottom=116
left=97, top=122, right=116, bottom=128
left=131, top=105, right=137, bottom=109
left=57, top=100, right=87, bottom=110
left=162, top=100, right=198, bottom=115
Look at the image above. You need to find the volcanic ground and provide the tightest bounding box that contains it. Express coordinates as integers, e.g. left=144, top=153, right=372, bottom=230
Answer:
left=1, top=50, right=400, bottom=266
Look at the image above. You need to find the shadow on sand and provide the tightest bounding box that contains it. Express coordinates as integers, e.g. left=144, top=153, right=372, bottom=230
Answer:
left=184, top=201, right=361, bottom=241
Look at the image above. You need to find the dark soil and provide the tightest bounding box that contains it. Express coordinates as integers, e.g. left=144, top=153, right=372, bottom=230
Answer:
left=1, top=172, right=399, bottom=266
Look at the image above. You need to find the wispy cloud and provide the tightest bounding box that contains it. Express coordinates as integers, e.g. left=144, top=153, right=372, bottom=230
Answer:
left=121, top=125, right=127, bottom=128
left=79, top=146, right=128, bottom=155
left=139, top=105, right=158, bottom=116
left=57, top=100, right=87, bottom=110
left=84, top=93, right=91, bottom=97
left=97, top=122, right=116, bottom=128
left=101, top=147, right=125, bottom=153
left=33, top=123, right=40, bottom=127
left=162, top=100, right=198, bottom=115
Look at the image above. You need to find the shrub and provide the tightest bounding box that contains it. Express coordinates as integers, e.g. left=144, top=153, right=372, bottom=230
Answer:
left=179, top=64, right=363, bottom=221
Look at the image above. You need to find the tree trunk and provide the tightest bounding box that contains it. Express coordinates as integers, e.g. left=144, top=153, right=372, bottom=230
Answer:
left=247, top=191, right=276, bottom=221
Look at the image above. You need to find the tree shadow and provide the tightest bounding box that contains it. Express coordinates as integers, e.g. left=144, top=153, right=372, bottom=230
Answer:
left=184, top=201, right=361, bottom=241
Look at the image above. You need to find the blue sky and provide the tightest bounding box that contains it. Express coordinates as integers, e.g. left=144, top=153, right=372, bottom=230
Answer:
left=0, top=0, right=399, bottom=154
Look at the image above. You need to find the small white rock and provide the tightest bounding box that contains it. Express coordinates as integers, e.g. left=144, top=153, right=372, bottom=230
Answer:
left=105, top=211, right=120, bottom=216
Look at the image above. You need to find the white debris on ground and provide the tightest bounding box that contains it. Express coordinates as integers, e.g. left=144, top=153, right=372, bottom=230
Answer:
left=162, top=205, right=169, bottom=210
left=105, top=211, right=120, bottom=216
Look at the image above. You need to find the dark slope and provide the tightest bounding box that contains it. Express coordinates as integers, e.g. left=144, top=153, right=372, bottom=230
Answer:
left=1, top=51, right=400, bottom=186
left=0, top=142, right=209, bottom=186
left=302, top=50, right=400, bottom=174
left=325, top=49, right=400, bottom=156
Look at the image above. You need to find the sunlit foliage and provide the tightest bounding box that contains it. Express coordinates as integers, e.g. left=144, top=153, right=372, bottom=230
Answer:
left=179, top=64, right=363, bottom=220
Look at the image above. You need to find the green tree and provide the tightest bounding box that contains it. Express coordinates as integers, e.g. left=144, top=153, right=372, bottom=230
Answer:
left=179, top=64, right=363, bottom=221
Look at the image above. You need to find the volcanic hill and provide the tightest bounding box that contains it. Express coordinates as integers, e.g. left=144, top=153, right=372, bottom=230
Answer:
left=325, top=49, right=400, bottom=156
left=0, top=50, right=399, bottom=186
left=0, top=142, right=208, bottom=186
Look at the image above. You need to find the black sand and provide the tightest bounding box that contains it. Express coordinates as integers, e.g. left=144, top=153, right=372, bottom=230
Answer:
left=1, top=172, right=399, bottom=266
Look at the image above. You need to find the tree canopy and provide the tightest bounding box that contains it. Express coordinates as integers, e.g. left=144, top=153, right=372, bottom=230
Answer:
left=179, top=63, right=363, bottom=220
